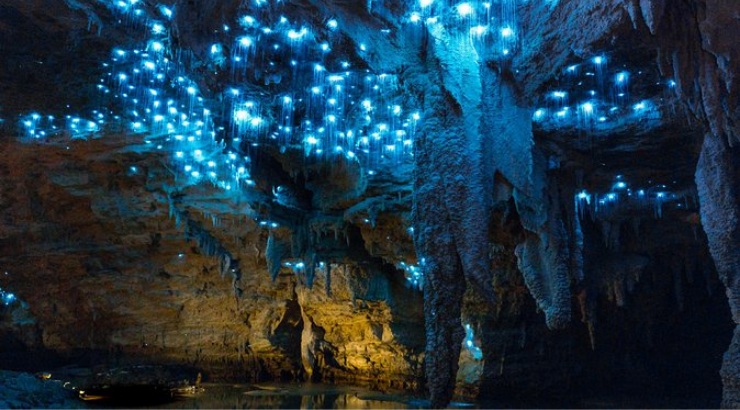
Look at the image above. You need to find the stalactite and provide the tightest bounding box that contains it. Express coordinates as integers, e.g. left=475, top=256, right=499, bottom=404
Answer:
left=220, top=254, right=231, bottom=278
left=671, top=259, right=685, bottom=311
left=167, top=195, right=242, bottom=297
left=570, top=206, right=584, bottom=282
left=266, top=233, right=283, bottom=281
left=304, top=255, right=316, bottom=289
left=600, top=221, right=612, bottom=249
left=324, top=263, right=332, bottom=297
left=577, top=289, right=596, bottom=350
left=514, top=171, right=572, bottom=330
left=515, top=226, right=572, bottom=330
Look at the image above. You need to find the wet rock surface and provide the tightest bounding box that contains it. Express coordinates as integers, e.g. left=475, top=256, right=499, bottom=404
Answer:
left=0, top=0, right=738, bottom=407
left=0, top=370, right=83, bottom=409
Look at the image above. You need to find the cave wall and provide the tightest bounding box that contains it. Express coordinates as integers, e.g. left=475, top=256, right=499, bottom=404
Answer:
left=0, top=132, right=731, bottom=407
left=0, top=0, right=738, bottom=407
left=0, top=134, right=425, bottom=388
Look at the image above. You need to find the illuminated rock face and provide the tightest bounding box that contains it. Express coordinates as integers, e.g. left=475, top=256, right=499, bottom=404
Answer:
left=0, top=137, right=425, bottom=387
left=0, top=0, right=739, bottom=408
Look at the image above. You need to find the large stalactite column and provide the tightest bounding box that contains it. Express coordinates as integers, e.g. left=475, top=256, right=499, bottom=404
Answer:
left=695, top=134, right=740, bottom=408
left=412, top=16, right=576, bottom=405
left=686, top=9, right=740, bottom=403
left=655, top=1, right=740, bottom=405
left=411, top=24, right=497, bottom=408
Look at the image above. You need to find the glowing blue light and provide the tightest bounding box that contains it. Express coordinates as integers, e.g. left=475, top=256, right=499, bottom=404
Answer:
left=500, top=26, right=514, bottom=37
left=420, top=0, right=434, bottom=7
left=234, top=110, right=249, bottom=122
left=287, top=27, right=308, bottom=40
left=1, top=289, right=16, bottom=306
left=463, top=324, right=483, bottom=360
left=633, top=101, right=646, bottom=111
left=580, top=102, right=594, bottom=120
left=471, top=25, right=487, bottom=35
left=551, top=91, right=567, bottom=99
left=593, top=56, right=605, bottom=65
left=241, top=15, right=255, bottom=26
left=456, top=2, right=473, bottom=16
left=238, top=36, right=252, bottom=47
left=159, top=6, right=173, bottom=18
left=152, top=23, right=165, bottom=34
left=210, top=44, right=222, bottom=54
left=327, top=19, right=338, bottom=29
left=616, top=71, right=629, bottom=84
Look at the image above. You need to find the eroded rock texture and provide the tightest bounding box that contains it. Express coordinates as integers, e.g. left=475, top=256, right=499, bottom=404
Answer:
left=0, top=0, right=739, bottom=407
left=0, top=136, right=424, bottom=388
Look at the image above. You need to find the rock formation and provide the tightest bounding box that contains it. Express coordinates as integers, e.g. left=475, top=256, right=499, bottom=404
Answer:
left=0, top=0, right=738, bottom=407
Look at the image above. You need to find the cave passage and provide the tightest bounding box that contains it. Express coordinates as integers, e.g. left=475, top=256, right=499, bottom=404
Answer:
left=0, top=0, right=738, bottom=408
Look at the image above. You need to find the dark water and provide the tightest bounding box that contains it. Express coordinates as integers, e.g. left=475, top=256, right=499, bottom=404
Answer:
left=82, top=382, right=718, bottom=409
left=146, top=383, right=446, bottom=409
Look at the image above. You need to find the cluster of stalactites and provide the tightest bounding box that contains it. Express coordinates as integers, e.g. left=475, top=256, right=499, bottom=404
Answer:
left=533, top=55, right=675, bottom=132
left=575, top=175, right=692, bottom=220
left=168, top=195, right=243, bottom=297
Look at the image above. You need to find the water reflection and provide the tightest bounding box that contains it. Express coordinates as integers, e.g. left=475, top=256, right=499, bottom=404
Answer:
left=152, top=383, right=435, bottom=409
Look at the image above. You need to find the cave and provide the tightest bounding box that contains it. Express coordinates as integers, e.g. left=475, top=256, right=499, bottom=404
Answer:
left=0, top=0, right=738, bottom=408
